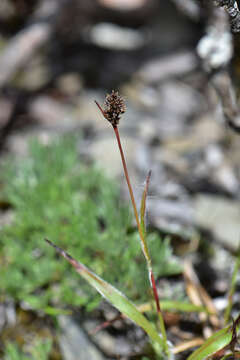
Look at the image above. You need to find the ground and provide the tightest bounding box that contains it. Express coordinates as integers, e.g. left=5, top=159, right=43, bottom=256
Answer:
left=0, top=1, right=240, bottom=359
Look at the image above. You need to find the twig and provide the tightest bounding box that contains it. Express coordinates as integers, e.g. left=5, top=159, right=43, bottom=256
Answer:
left=224, top=256, right=240, bottom=324
left=197, top=3, right=240, bottom=133
left=211, top=70, right=240, bottom=133
left=215, top=0, right=240, bottom=32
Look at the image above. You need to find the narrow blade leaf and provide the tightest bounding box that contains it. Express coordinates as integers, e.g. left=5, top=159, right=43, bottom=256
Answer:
left=140, top=170, right=151, bottom=239
left=186, top=325, right=232, bottom=360
left=138, top=301, right=209, bottom=314
left=45, top=239, right=164, bottom=349
left=138, top=171, right=169, bottom=354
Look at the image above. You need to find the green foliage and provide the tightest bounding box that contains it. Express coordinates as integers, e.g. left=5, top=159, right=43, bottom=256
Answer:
left=186, top=325, right=233, bottom=360
left=47, top=239, right=165, bottom=351
left=4, top=339, right=52, bottom=360
left=0, top=135, right=180, bottom=311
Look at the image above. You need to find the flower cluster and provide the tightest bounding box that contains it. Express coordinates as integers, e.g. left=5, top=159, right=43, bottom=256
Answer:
left=102, top=90, right=126, bottom=127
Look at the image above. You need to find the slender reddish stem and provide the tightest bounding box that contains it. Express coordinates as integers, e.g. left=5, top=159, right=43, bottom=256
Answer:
left=151, top=271, right=161, bottom=313
left=113, top=125, right=168, bottom=354
left=113, top=126, right=142, bottom=237
left=95, top=96, right=169, bottom=353
left=94, top=100, right=106, bottom=118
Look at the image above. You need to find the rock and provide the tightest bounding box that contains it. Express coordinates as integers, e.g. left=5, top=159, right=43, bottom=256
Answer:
left=98, top=0, right=147, bottom=11
left=92, top=330, right=133, bottom=357
left=0, top=0, right=15, bottom=20
left=204, top=144, right=223, bottom=168
left=14, top=55, right=50, bottom=91
left=6, top=133, right=30, bottom=156
left=0, top=300, right=16, bottom=331
left=210, top=243, right=233, bottom=279
left=89, top=23, right=145, bottom=50
left=158, top=81, right=205, bottom=121
left=213, top=164, right=239, bottom=195
left=57, top=73, right=83, bottom=97
left=90, top=134, right=138, bottom=177
left=139, top=118, right=158, bottom=142
left=29, top=96, right=77, bottom=129
left=58, top=315, right=106, bottom=360
left=194, top=194, right=240, bottom=251
left=213, top=297, right=228, bottom=312
left=171, top=0, right=201, bottom=20
left=122, top=81, right=157, bottom=110
left=6, top=131, right=56, bottom=157
left=136, top=51, right=198, bottom=84
left=148, top=196, right=194, bottom=236
left=203, top=145, right=239, bottom=195
left=84, top=315, right=145, bottom=357
left=135, top=143, right=152, bottom=174
left=154, top=148, right=189, bottom=175
left=0, top=97, right=12, bottom=128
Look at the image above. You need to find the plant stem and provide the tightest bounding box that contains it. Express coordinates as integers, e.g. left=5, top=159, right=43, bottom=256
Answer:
left=224, top=256, right=240, bottom=325
left=150, top=270, right=168, bottom=351
left=113, top=126, right=141, bottom=233
left=113, top=125, right=169, bottom=355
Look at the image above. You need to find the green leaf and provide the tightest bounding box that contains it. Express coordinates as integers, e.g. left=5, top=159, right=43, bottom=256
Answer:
left=45, top=239, right=164, bottom=351
left=139, top=170, right=152, bottom=263
left=140, top=171, right=151, bottom=237
left=224, top=256, right=240, bottom=324
left=43, top=306, right=72, bottom=316
left=138, top=171, right=169, bottom=355
left=161, top=301, right=208, bottom=313
left=4, top=340, right=52, bottom=360
left=139, top=301, right=209, bottom=314
left=4, top=343, right=24, bottom=360
left=31, top=339, right=52, bottom=359
left=187, top=325, right=232, bottom=360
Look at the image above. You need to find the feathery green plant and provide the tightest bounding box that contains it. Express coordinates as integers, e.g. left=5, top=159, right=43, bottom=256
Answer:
left=4, top=340, right=52, bottom=360
left=0, top=135, right=180, bottom=312
left=46, top=92, right=240, bottom=359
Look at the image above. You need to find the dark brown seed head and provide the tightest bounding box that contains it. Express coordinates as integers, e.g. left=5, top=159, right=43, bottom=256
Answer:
left=102, top=90, right=126, bottom=127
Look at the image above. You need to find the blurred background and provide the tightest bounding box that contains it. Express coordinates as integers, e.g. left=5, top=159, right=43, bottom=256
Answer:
left=0, top=0, right=240, bottom=359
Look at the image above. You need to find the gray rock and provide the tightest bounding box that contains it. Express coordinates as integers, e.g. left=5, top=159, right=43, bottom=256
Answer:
left=0, top=300, right=16, bottom=331
left=194, top=194, right=240, bottom=251
left=58, top=315, right=106, bottom=360
left=98, top=0, right=147, bottom=11
left=84, top=316, right=145, bottom=358
left=148, top=196, right=194, bottom=236
left=136, top=51, right=198, bottom=84
left=29, top=96, right=77, bottom=129
left=91, top=135, right=138, bottom=177
left=89, top=23, right=146, bottom=50
left=15, top=55, right=50, bottom=91
left=214, top=164, right=239, bottom=195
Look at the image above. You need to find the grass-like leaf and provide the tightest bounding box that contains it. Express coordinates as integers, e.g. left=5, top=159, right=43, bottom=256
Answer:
left=114, top=124, right=169, bottom=355
left=138, top=301, right=209, bottom=314
left=224, top=256, right=240, bottom=325
left=140, top=170, right=152, bottom=259
left=138, top=170, right=168, bottom=354
left=45, top=239, right=165, bottom=350
left=186, top=325, right=233, bottom=360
